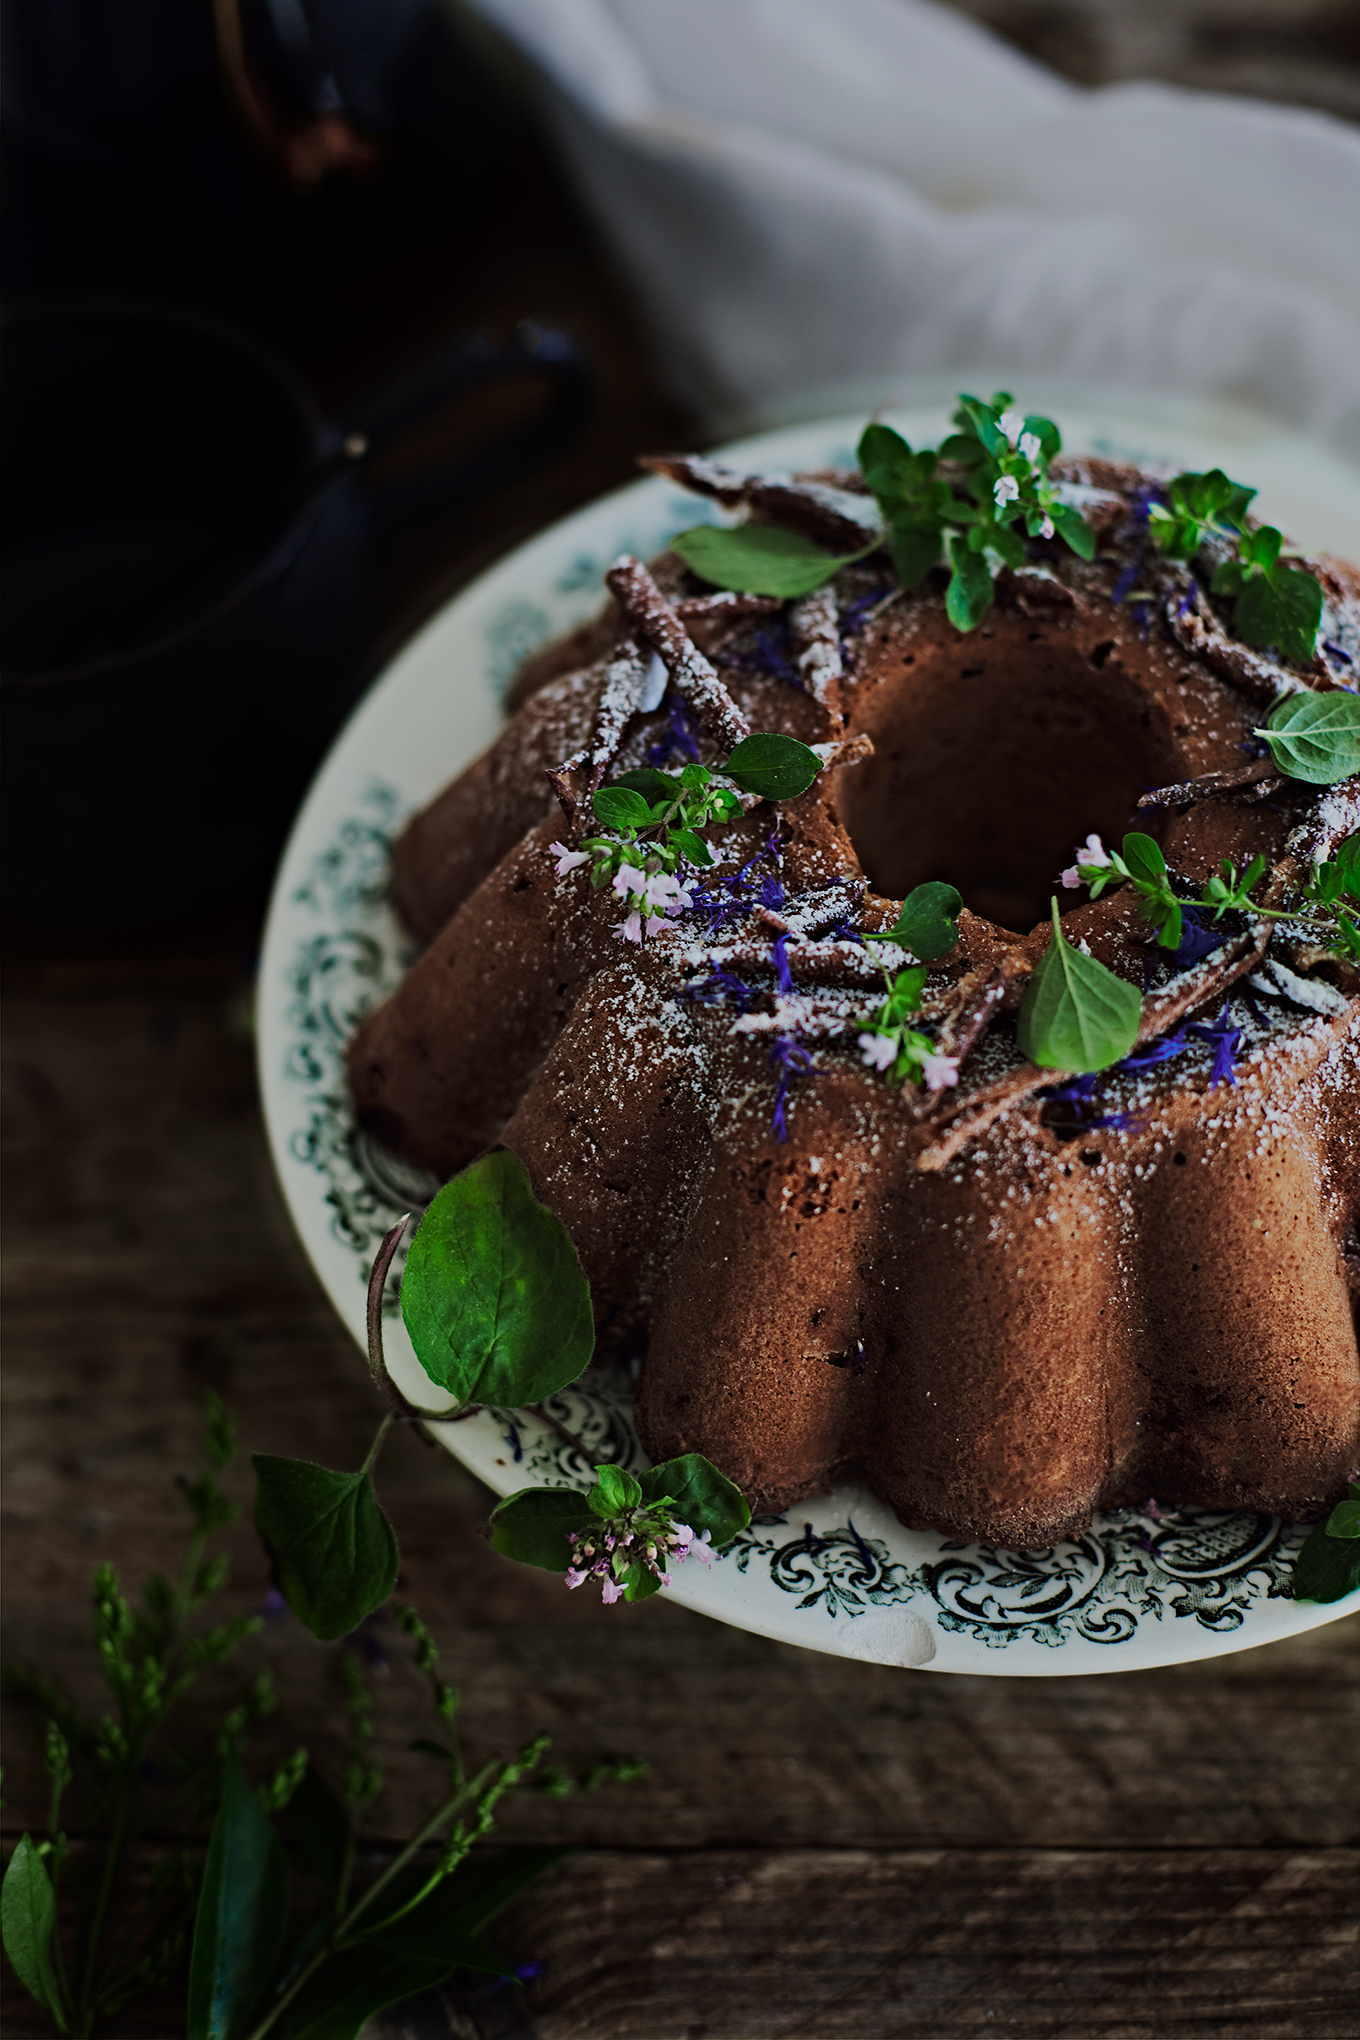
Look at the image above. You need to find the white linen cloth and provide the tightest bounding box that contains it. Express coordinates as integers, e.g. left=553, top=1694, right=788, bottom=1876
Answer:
left=452, top=0, right=1360, bottom=453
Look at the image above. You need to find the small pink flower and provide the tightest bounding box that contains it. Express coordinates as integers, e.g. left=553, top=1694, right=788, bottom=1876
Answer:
left=613, top=911, right=644, bottom=944
left=920, top=1052, right=960, bottom=1092
left=612, top=862, right=647, bottom=901
left=599, top=1577, right=625, bottom=1605
left=993, top=474, right=1020, bottom=507
left=998, top=409, right=1025, bottom=445
left=859, top=1032, right=897, bottom=1072
left=1019, top=431, right=1042, bottom=464
left=1076, top=833, right=1108, bottom=868
left=1037, top=514, right=1054, bottom=539
left=1060, top=865, right=1082, bottom=890
left=683, top=1529, right=715, bottom=1568
left=643, top=870, right=684, bottom=911
left=564, top=1566, right=587, bottom=1589
left=550, top=840, right=589, bottom=877
left=671, top=1522, right=694, bottom=1551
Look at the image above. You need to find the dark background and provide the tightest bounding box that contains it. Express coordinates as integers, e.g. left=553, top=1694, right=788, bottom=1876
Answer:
left=3, top=4, right=1358, bottom=2035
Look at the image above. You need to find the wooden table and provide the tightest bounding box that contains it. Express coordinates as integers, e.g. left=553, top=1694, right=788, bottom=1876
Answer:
left=4, top=33, right=1359, bottom=2036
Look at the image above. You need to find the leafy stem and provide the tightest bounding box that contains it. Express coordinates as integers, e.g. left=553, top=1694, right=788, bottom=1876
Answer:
left=1066, top=827, right=1360, bottom=961
left=562, top=735, right=822, bottom=942
left=858, top=393, right=1094, bottom=632
left=1147, top=468, right=1325, bottom=664
left=238, top=1754, right=509, bottom=2040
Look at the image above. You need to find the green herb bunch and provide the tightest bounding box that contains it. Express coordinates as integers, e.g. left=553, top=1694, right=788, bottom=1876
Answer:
left=2, top=1397, right=267, bottom=2035
left=490, top=1459, right=747, bottom=1604
left=556, top=736, right=822, bottom=940
left=666, top=392, right=1094, bottom=629
left=3, top=1397, right=636, bottom=2038
left=858, top=393, right=1095, bottom=631
left=855, top=966, right=940, bottom=1087
left=853, top=881, right=966, bottom=1089
left=1146, top=467, right=1325, bottom=664
left=1068, top=830, right=1267, bottom=955
left=1066, top=827, right=1360, bottom=965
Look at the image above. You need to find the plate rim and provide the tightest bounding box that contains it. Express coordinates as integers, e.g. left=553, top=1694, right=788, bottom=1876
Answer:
left=257, top=392, right=1360, bottom=1675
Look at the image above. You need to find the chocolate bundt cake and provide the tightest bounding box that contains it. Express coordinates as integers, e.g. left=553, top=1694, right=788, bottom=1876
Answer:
left=349, top=418, right=1360, bottom=1549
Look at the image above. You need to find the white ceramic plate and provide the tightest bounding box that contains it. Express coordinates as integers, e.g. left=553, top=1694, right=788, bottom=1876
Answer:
left=258, top=392, right=1360, bottom=1675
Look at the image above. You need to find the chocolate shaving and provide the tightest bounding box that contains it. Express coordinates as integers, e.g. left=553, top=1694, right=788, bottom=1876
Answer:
left=789, top=585, right=843, bottom=710
left=606, top=555, right=751, bottom=754
left=546, top=637, right=652, bottom=826
left=914, top=924, right=1272, bottom=1171
left=1137, top=757, right=1282, bottom=809
left=640, top=453, right=882, bottom=554
left=811, top=733, right=874, bottom=772
left=1166, top=582, right=1323, bottom=703
left=672, top=932, right=898, bottom=992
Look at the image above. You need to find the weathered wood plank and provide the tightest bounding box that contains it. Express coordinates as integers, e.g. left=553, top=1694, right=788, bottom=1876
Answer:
left=4, top=1847, right=1355, bottom=2040
left=491, top=1847, right=1360, bottom=2040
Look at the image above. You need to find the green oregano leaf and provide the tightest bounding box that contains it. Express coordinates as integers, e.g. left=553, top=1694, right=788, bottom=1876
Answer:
left=1049, top=503, right=1095, bottom=562
left=1292, top=1484, right=1360, bottom=1602
left=857, top=422, right=924, bottom=496
left=669, top=523, right=874, bottom=598
left=1120, top=832, right=1168, bottom=888
left=591, top=785, right=653, bottom=832
left=1022, top=412, right=1062, bottom=461
left=869, top=881, right=963, bottom=961
left=944, top=533, right=993, bottom=632
left=252, top=1455, right=399, bottom=1642
left=889, top=518, right=943, bottom=588
left=487, top=1487, right=595, bottom=1572
left=1016, top=900, right=1142, bottom=1072
left=1255, top=691, right=1360, bottom=785
left=611, top=767, right=679, bottom=802
left=1336, top=832, right=1360, bottom=899
left=1234, top=565, right=1325, bottom=665
left=187, top=1749, right=288, bottom=2040
left=400, top=1150, right=594, bottom=1408
left=638, top=1454, right=750, bottom=1548
left=591, top=1466, right=643, bottom=1517
left=1239, top=524, right=1283, bottom=573
left=723, top=733, right=822, bottom=801
left=669, top=828, right=715, bottom=867
left=1, top=1836, right=67, bottom=2030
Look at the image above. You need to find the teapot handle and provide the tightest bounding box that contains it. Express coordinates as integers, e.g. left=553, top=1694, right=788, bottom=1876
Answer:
left=340, top=322, right=595, bottom=535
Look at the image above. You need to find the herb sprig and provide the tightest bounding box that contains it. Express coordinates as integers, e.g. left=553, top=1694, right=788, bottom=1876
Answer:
left=664, top=393, right=1094, bottom=629
left=859, top=393, right=1095, bottom=631
left=1064, top=827, right=1360, bottom=963
left=553, top=735, right=821, bottom=941
left=855, top=883, right=965, bottom=1091
left=490, top=1457, right=747, bottom=1604
left=856, top=966, right=957, bottom=1090
left=4, top=1395, right=636, bottom=2038
left=1017, top=901, right=1142, bottom=1073
left=1147, top=467, right=1325, bottom=664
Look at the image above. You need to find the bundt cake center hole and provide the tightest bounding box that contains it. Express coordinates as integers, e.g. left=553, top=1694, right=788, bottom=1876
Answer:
left=837, top=638, right=1182, bottom=933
